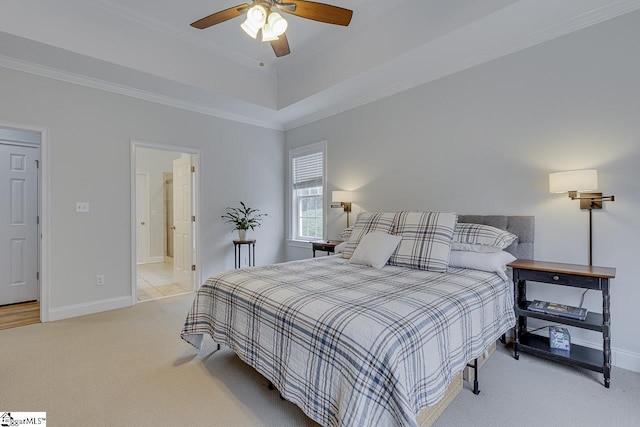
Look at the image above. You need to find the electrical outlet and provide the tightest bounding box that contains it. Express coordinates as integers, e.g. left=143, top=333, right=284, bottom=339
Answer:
left=244, top=256, right=248, bottom=266
left=76, top=202, right=90, bottom=213
left=96, top=274, right=105, bottom=286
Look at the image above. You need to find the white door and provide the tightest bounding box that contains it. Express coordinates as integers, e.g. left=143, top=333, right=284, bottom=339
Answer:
left=135, top=173, right=149, bottom=264
left=0, top=144, right=39, bottom=305
left=173, top=157, right=192, bottom=289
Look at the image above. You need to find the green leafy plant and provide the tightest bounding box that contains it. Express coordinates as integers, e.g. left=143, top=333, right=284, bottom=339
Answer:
left=221, top=201, right=267, bottom=231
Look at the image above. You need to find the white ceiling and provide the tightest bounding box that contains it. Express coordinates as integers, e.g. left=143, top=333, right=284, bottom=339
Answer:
left=1, top=0, right=639, bottom=130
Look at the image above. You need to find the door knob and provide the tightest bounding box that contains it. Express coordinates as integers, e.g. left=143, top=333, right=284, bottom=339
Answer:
left=140, top=221, right=145, bottom=225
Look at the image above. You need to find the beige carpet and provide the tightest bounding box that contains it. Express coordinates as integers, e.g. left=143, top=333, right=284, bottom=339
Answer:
left=0, top=294, right=316, bottom=427
left=1, top=293, right=639, bottom=426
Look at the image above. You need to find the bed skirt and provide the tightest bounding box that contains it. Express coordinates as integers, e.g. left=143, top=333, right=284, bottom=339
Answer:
left=416, top=372, right=463, bottom=427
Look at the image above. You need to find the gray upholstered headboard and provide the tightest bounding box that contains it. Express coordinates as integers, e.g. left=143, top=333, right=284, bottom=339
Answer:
left=457, top=215, right=534, bottom=260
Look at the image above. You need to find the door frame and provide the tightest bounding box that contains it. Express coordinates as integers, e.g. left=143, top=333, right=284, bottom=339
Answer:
left=135, top=172, right=150, bottom=264
left=130, top=140, right=201, bottom=305
left=0, top=120, right=50, bottom=322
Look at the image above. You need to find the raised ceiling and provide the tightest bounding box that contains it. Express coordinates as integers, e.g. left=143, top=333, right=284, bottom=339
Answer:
left=1, top=0, right=639, bottom=130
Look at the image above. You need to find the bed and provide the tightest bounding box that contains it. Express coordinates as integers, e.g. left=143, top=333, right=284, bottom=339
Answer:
left=181, top=214, right=534, bottom=427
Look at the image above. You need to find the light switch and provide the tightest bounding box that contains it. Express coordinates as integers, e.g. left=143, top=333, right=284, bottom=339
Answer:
left=76, top=202, right=90, bottom=213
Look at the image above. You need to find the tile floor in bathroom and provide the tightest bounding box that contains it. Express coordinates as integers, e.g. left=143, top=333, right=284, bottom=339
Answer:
left=137, top=258, right=192, bottom=302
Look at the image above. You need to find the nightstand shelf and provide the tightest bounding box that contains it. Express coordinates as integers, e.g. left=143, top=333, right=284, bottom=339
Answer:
left=516, top=301, right=604, bottom=332
left=518, top=334, right=605, bottom=372
left=508, top=259, right=616, bottom=388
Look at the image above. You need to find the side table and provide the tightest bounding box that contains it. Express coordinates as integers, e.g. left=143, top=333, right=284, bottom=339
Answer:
left=312, top=240, right=342, bottom=257
left=233, top=239, right=256, bottom=269
left=508, top=259, right=616, bottom=388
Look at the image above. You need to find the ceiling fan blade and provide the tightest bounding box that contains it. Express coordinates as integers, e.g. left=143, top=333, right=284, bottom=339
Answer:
left=190, top=3, right=250, bottom=29
left=270, top=34, right=291, bottom=57
left=276, top=1, right=353, bottom=26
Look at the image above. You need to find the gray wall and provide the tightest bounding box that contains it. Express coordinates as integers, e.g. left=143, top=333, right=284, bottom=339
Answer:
left=0, top=66, right=285, bottom=315
left=285, top=11, right=640, bottom=371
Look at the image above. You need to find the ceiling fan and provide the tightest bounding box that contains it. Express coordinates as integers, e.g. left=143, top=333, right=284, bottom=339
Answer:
left=190, top=1, right=353, bottom=57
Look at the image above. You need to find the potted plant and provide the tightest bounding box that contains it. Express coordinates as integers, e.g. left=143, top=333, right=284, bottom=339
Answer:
left=221, top=201, right=267, bottom=240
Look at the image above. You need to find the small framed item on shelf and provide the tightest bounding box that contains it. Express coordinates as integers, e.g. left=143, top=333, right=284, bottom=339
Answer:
left=549, top=326, right=571, bottom=351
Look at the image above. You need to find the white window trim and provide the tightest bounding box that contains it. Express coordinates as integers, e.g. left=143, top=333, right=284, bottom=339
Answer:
left=288, top=141, right=327, bottom=243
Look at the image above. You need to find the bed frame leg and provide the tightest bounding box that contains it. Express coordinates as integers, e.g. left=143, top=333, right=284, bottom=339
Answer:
left=267, top=382, right=285, bottom=400
left=466, top=358, right=480, bottom=395
left=472, top=358, right=480, bottom=395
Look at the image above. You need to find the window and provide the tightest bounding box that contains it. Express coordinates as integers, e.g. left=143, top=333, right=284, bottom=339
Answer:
left=290, top=142, right=326, bottom=241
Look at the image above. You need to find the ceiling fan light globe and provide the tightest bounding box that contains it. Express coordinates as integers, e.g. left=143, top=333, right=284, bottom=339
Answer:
left=247, top=4, right=267, bottom=26
left=241, top=18, right=260, bottom=39
left=261, top=24, right=279, bottom=42
left=268, top=12, right=288, bottom=36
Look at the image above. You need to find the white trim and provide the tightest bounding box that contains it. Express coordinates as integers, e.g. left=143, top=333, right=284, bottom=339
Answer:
left=283, top=0, right=640, bottom=131
left=0, top=55, right=283, bottom=131
left=130, top=140, right=202, bottom=306
left=288, top=141, right=327, bottom=242
left=287, top=239, right=313, bottom=249
left=48, top=296, right=131, bottom=322
left=4, top=1, right=639, bottom=133
left=0, top=120, right=50, bottom=322
left=612, top=347, right=640, bottom=373
left=146, top=256, right=165, bottom=264
left=135, top=171, right=150, bottom=264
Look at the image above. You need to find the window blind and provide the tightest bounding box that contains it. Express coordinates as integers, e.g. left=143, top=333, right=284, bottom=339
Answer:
left=292, top=151, right=323, bottom=190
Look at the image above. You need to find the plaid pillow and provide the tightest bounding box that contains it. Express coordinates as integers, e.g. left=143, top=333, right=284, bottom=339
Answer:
left=339, top=226, right=354, bottom=241
left=342, top=212, right=396, bottom=259
left=454, top=223, right=517, bottom=249
left=388, top=211, right=457, bottom=272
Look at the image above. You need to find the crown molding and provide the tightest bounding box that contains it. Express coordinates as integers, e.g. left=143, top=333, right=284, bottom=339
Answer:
left=2, top=1, right=638, bottom=133
left=283, top=0, right=640, bottom=130
left=0, top=55, right=284, bottom=131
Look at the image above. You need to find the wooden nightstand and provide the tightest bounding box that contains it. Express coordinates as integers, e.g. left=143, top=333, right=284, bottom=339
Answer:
left=508, top=259, right=616, bottom=388
left=312, top=240, right=342, bottom=257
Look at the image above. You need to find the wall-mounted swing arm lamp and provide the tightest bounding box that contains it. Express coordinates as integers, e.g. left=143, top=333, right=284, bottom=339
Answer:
left=549, top=169, right=615, bottom=265
left=331, top=191, right=352, bottom=228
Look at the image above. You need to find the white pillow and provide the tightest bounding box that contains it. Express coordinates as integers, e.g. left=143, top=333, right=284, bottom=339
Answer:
left=342, top=212, right=396, bottom=259
left=448, top=250, right=516, bottom=281
left=349, top=232, right=402, bottom=269
left=334, top=241, right=347, bottom=254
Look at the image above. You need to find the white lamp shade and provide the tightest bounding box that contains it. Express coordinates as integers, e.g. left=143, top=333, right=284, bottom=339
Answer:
left=268, top=12, right=288, bottom=36
left=549, top=169, right=598, bottom=193
left=332, top=191, right=352, bottom=203
left=261, top=24, right=278, bottom=41
left=247, top=4, right=267, bottom=26
left=241, top=18, right=261, bottom=38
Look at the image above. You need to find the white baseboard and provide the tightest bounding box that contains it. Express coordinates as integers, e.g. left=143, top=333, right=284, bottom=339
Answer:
left=148, top=256, right=164, bottom=263
left=47, top=296, right=132, bottom=321
left=611, top=347, right=640, bottom=373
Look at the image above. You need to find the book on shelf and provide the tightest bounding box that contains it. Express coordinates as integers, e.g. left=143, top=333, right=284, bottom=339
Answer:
left=527, top=300, right=588, bottom=321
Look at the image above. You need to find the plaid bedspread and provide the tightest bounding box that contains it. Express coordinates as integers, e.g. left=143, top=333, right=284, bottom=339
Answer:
left=181, top=256, right=514, bottom=427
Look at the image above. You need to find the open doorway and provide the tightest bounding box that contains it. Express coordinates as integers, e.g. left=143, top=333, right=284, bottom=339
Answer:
left=0, top=125, right=43, bottom=329
left=131, top=142, right=200, bottom=303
